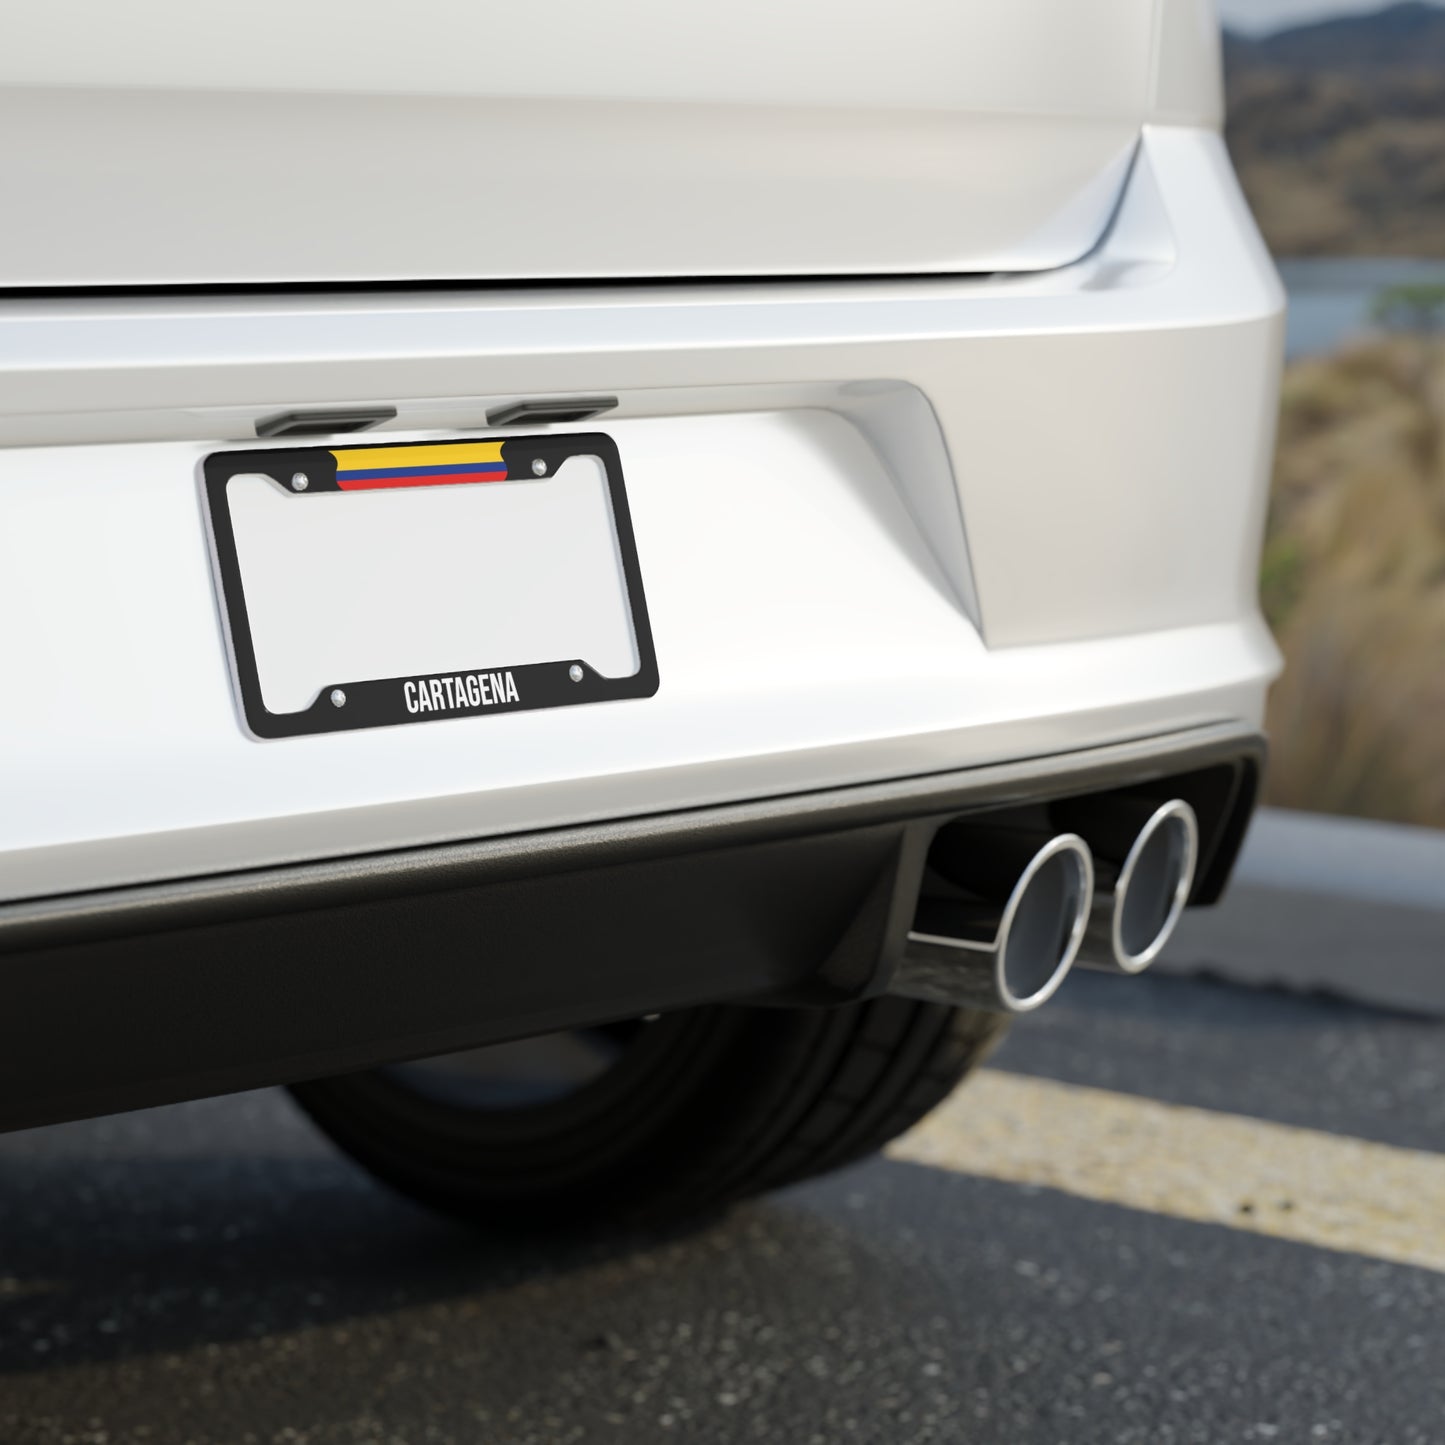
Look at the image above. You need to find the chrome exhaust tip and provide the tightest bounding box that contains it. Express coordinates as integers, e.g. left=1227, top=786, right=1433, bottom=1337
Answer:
left=895, top=833, right=1094, bottom=1015
left=1075, top=798, right=1199, bottom=975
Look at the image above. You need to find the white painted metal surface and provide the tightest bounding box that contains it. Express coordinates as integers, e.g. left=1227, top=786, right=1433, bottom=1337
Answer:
left=0, top=0, right=1217, bottom=285
left=0, top=408, right=1276, bottom=901
left=0, top=128, right=1282, bottom=652
left=0, top=119, right=1283, bottom=902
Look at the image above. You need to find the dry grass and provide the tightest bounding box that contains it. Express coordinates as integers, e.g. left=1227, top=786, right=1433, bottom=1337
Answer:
left=1227, top=68, right=1445, bottom=256
left=1262, top=336, right=1445, bottom=827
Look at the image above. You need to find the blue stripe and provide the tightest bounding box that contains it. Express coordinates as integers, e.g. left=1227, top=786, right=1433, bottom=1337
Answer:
left=339, top=462, right=509, bottom=480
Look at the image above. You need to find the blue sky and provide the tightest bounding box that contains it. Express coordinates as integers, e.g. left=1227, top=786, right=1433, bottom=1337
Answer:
left=1217, top=0, right=1444, bottom=34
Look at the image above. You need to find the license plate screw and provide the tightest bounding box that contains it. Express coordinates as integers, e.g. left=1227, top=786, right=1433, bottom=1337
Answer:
left=568, top=664, right=584, bottom=682
left=330, top=688, right=347, bottom=708
left=291, top=472, right=310, bottom=492
left=531, top=458, right=548, bottom=476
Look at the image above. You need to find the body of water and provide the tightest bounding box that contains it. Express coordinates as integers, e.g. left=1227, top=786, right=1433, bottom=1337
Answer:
left=1280, top=257, right=1445, bottom=358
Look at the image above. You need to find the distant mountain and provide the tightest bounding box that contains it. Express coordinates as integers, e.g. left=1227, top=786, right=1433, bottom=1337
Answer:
left=1225, top=1, right=1445, bottom=72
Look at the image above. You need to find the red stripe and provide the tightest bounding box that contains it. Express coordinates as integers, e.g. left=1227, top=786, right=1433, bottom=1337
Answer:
left=337, top=469, right=510, bottom=492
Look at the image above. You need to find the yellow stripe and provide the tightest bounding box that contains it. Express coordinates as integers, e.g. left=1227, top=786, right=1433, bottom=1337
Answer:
left=331, top=441, right=505, bottom=471
left=890, top=1069, right=1445, bottom=1274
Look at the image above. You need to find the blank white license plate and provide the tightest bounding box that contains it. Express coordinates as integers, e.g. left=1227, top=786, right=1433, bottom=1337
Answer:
left=203, top=433, right=657, bottom=739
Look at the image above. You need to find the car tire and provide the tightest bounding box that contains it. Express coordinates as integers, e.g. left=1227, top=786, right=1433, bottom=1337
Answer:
left=288, top=997, right=1006, bottom=1230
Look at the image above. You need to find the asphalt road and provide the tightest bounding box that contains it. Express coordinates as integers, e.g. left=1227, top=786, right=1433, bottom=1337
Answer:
left=1, top=969, right=1442, bottom=1445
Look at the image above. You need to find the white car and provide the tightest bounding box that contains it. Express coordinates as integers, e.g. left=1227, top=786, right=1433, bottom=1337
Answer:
left=0, top=0, right=1281, bottom=1225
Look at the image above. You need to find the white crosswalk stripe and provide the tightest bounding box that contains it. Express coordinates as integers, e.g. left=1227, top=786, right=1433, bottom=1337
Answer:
left=891, top=1069, right=1445, bottom=1273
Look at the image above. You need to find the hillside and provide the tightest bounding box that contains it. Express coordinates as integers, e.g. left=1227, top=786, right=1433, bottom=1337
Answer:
left=1261, top=336, right=1445, bottom=827
left=1225, top=3, right=1445, bottom=256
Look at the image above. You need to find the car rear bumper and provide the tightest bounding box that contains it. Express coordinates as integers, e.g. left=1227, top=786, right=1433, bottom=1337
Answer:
left=0, top=126, right=1283, bottom=906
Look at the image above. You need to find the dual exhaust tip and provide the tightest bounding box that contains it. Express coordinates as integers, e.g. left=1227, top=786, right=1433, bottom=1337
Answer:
left=897, top=798, right=1199, bottom=1015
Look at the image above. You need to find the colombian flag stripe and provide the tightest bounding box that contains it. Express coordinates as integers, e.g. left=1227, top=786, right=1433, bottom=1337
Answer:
left=338, top=469, right=506, bottom=492
left=340, top=462, right=508, bottom=481
left=330, top=442, right=509, bottom=491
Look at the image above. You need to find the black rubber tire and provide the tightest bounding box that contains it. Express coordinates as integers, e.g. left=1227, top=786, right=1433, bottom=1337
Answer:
left=288, top=997, right=1007, bottom=1230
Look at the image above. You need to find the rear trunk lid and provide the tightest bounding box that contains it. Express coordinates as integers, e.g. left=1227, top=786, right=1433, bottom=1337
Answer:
left=0, top=0, right=1158, bottom=287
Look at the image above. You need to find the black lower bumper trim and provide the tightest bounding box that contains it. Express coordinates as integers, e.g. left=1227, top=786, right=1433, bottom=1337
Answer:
left=0, top=724, right=1262, bottom=1134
